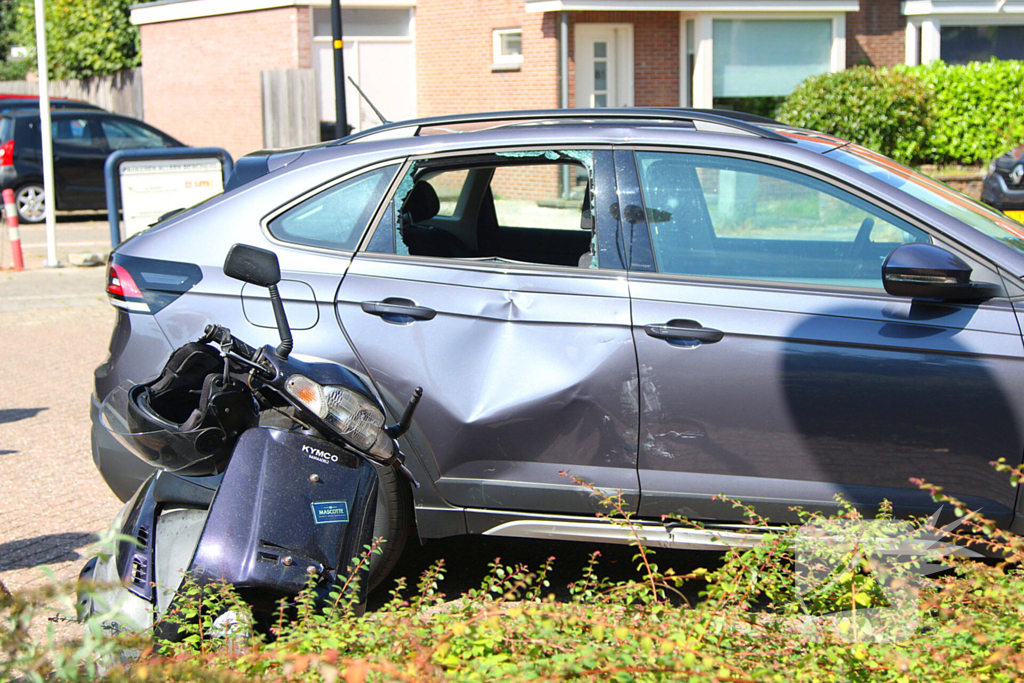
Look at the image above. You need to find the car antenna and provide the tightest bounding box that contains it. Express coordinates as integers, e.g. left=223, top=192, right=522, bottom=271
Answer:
left=346, top=76, right=389, bottom=124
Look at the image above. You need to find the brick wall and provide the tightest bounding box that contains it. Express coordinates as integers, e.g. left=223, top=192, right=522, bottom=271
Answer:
left=416, top=0, right=559, bottom=117
left=847, top=0, right=906, bottom=67
left=140, top=7, right=305, bottom=160
left=568, top=11, right=679, bottom=108
left=416, top=4, right=681, bottom=116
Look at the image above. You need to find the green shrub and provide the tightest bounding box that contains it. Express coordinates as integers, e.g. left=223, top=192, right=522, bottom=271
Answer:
left=776, top=66, right=930, bottom=165
left=778, top=60, right=1024, bottom=166
left=912, top=60, right=1024, bottom=165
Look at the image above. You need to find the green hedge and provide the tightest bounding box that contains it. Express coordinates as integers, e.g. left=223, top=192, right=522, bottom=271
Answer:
left=776, top=60, right=1024, bottom=166
left=775, top=67, right=930, bottom=165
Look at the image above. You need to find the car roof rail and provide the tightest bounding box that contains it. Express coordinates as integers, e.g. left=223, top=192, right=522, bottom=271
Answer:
left=335, top=108, right=795, bottom=146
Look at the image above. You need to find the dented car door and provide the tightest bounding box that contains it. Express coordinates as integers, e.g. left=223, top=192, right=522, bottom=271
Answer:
left=335, top=149, right=641, bottom=514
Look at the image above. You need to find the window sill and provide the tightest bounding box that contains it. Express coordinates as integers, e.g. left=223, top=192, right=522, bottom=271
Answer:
left=490, top=62, right=522, bottom=72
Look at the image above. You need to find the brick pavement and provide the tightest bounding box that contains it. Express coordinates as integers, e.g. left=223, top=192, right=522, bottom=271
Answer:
left=0, top=238, right=123, bottom=643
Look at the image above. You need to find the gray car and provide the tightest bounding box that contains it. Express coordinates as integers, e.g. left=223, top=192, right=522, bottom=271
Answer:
left=93, top=109, right=1024, bottom=585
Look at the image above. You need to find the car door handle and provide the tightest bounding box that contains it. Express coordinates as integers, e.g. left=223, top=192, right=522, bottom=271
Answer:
left=644, top=320, right=724, bottom=343
left=360, top=299, right=436, bottom=321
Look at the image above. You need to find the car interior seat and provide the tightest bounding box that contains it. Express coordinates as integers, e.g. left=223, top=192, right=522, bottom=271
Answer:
left=577, top=180, right=597, bottom=268
left=399, top=180, right=472, bottom=257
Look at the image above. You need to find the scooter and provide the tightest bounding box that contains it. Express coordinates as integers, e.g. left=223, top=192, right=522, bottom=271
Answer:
left=77, top=243, right=421, bottom=637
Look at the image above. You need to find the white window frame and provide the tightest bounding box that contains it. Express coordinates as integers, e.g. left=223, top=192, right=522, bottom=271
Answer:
left=682, top=12, right=847, bottom=108
left=493, top=28, right=524, bottom=70
left=903, top=4, right=1024, bottom=65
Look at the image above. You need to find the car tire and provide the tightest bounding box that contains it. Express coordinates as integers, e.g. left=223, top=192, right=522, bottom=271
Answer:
left=15, top=184, right=46, bottom=223
left=367, top=463, right=413, bottom=591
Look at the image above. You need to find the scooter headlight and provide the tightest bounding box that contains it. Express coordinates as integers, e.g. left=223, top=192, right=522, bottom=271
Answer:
left=285, top=375, right=390, bottom=456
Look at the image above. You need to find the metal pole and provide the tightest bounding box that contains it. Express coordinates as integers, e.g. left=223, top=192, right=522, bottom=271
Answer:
left=559, top=11, right=570, bottom=198
left=331, top=0, right=348, bottom=138
left=559, top=11, right=569, bottom=110
left=34, top=0, right=59, bottom=267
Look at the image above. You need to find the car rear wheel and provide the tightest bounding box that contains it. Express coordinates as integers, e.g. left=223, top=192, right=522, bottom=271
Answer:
left=367, top=463, right=413, bottom=591
left=15, top=184, right=45, bottom=223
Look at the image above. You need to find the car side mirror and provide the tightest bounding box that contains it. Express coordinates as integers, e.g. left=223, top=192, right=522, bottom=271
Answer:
left=882, top=243, right=1002, bottom=301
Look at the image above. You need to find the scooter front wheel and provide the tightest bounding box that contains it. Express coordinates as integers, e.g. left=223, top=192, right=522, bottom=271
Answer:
left=368, top=464, right=414, bottom=591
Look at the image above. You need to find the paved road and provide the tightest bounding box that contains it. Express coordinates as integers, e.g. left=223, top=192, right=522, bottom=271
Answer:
left=0, top=231, right=121, bottom=645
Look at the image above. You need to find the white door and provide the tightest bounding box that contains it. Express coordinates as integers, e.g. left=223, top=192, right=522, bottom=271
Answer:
left=313, top=40, right=416, bottom=133
left=575, top=24, right=634, bottom=108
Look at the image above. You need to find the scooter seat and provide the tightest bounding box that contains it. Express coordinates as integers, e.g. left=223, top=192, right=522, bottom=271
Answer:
left=152, top=472, right=218, bottom=508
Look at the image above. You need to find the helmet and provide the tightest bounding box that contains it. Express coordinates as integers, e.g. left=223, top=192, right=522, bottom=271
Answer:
left=106, top=342, right=259, bottom=475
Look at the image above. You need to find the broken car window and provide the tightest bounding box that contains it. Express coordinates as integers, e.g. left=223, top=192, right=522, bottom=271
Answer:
left=370, top=150, right=598, bottom=268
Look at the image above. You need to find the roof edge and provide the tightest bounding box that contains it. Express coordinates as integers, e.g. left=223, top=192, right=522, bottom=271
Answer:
left=131, top=0, right=415, bottom=25
left=525, top=0, right=858, bottom=13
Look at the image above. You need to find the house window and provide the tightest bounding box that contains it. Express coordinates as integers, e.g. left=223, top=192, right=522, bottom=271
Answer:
left=940, top=25, right=1024, bottom=64
left=711, top=19, right=832, bottom=115
left=493, top=28, right=523, bottom=70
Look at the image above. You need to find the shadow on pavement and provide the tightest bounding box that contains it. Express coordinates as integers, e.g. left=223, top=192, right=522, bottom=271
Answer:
left=56, top=212, right=108, bottom=224
left=0, top=407, right=47, bottom=425
left=0, top=532, right=96, bottom=572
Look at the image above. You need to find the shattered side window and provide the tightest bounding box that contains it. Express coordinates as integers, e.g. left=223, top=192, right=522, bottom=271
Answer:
left=387, top=150, right=599, bottom=268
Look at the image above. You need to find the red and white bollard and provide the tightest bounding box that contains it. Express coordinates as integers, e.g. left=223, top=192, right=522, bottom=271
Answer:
left=2, top=188, right=24, bottom=271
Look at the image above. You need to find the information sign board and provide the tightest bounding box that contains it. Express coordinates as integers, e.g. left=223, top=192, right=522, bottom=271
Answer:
left=118, top=157, right=224, bottom=237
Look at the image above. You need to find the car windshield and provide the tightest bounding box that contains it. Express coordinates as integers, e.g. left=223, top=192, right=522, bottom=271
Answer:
left=827, top=143, right=1024, bottom=256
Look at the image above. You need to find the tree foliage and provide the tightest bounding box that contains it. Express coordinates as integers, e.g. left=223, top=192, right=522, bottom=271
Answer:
left=13, top=0, right=141, bottom=79
left=0, top=0, right=17, bottom=61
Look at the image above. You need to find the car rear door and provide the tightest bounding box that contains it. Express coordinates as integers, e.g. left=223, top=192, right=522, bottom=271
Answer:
left=622, top=148, right=1024, bottom=525
left=334, top=148, right=642, bottom=515
left=50, top=114, right=108, bottom=209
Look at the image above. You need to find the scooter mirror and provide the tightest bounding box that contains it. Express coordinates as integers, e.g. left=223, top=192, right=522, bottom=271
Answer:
left=224, top=244, right=293, bottom=360
left=224, top=244, right=282, bottom=288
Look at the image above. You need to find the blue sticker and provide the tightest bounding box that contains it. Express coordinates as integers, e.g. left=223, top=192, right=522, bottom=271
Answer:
left=311, top=501, right=350, bottom=524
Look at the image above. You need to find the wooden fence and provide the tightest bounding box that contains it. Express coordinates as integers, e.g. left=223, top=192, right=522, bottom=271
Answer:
left=261, top=68, right=319, bottom=149
left=0, top=68, right=143, bottom=119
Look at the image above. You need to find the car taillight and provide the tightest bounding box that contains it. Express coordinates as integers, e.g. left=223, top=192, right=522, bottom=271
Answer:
left=106, top=253, right=203, bottom=315
left=0, top=140, right=13, bottom=167
left=107, top=264, right=142, bottom=299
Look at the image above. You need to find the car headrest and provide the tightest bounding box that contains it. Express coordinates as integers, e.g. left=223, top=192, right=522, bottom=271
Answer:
left=405, top=180, right=441, bottom=223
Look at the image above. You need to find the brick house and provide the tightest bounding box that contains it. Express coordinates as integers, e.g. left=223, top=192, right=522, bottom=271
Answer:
left=130, top=0, right=1024, bottom=159
left=131, top=0, right=417, bottom=159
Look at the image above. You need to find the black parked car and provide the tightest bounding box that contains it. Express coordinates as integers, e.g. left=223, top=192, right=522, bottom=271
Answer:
left=982, top=144, right=1024, bottom=222
left=0, top=95, right=105, bottom=113
left=0, top=108, right=184, bottom=223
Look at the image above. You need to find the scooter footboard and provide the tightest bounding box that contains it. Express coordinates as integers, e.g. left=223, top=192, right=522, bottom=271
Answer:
left=188, top=428, right=380, bottom=604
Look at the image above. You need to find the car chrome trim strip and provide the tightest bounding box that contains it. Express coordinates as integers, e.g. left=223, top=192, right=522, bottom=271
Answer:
left=109, top=297, right=149, bottom=313
left=481, top=518, right=767, bottom=550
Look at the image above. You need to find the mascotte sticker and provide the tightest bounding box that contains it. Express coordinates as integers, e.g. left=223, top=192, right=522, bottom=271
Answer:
left=311, top=501, right=350, bottom=524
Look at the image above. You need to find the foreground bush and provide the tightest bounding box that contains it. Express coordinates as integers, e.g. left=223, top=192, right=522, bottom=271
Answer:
left=777, top=60, right=1024, bottom=166
left=5, top=471, right=1024, bottom=682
